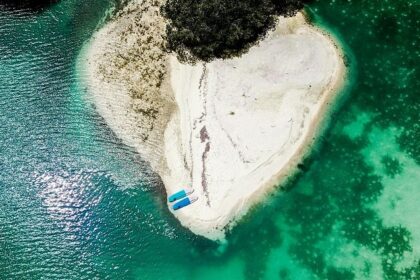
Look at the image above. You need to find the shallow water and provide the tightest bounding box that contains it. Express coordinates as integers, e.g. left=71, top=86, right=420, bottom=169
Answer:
left=0, top=0, right=419, bottom=279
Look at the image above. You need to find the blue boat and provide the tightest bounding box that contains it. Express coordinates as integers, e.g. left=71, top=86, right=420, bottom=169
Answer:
left=172, top=196, right=198, bottom=211
left=168, top=188, right=194, bottom=203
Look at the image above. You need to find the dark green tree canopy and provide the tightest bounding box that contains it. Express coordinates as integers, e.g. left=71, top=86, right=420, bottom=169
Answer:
left=0, top=0, right=58, bottom=11
left=161, top=0, right=309, bottom=63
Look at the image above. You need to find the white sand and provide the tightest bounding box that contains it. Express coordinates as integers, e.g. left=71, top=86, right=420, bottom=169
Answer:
left=78, top=0, right=174, bottom=173
left=79, top=2, right=345, bottom=241
left=163, top=14, right=345, bottom=240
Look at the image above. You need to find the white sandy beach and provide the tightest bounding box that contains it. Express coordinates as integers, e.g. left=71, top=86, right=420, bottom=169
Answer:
left=79, top=1, right=345, bottom=240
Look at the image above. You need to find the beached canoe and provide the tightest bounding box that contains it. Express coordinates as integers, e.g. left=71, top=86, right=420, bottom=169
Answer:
left=168, top=189, right=194, bottom=203
left=173, top=196, right=198, bottom=210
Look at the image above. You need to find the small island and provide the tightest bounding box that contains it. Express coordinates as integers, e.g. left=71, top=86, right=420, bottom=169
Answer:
left=79, top=0, right=345, bottom=240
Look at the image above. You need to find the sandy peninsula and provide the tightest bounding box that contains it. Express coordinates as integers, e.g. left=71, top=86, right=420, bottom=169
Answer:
left=78, top=0, right=345, bottom=240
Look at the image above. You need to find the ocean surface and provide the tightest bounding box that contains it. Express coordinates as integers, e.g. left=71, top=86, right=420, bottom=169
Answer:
left=0, top=0, right=419, bottom=279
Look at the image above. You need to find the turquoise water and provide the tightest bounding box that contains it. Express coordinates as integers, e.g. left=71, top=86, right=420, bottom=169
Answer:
left=0, top=0, right=419, bottom=279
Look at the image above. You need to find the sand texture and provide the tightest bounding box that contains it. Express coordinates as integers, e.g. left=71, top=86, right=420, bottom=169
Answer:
left=79, top=2, right=345, bottom=240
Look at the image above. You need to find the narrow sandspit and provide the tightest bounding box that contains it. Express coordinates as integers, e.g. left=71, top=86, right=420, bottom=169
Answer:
left=79, top=1, right=346, bottom=240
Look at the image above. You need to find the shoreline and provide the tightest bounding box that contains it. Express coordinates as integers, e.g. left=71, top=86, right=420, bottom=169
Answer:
left=77, top=0, right=173, bottom=175
left=78, top=4, right=347, bottom=241
left=163, top=14, right=347, bottom=240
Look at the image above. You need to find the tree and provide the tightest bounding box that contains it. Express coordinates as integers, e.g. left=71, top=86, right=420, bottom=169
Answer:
left=161, top=0, right=309, bottom=63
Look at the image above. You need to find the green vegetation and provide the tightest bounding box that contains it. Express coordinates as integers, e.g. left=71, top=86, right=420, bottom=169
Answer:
left=161, top=0, right=309, bottom=63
